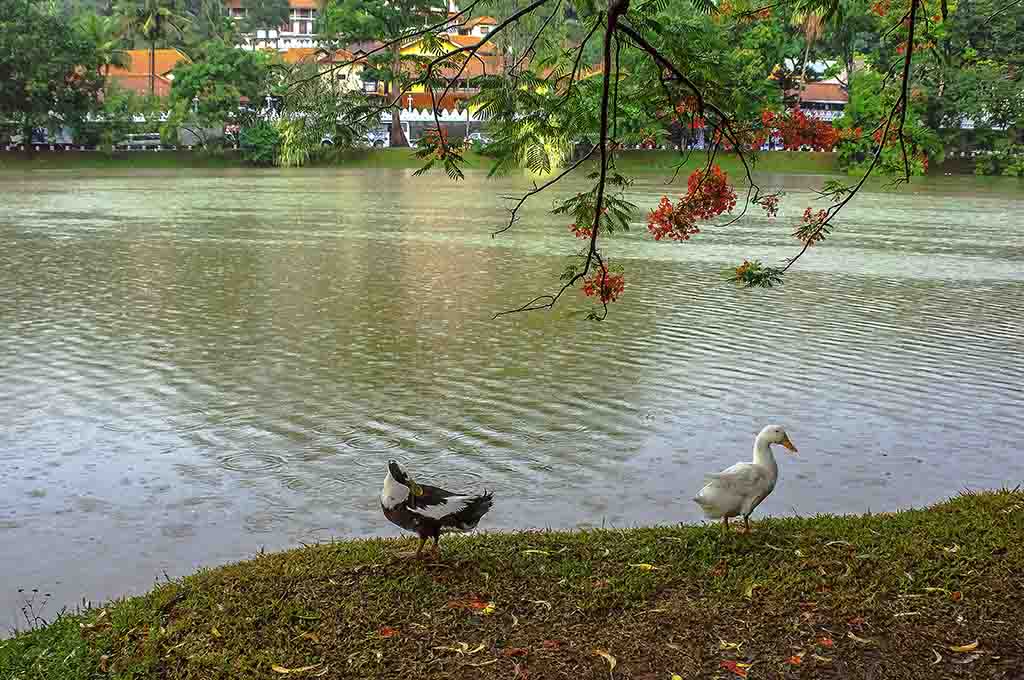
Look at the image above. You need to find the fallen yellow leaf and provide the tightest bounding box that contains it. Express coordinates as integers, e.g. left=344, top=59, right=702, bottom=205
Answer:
left=593, top=649, right=617, bottom=672
left=480, top=602, right=496, bottom=615
left=629, top=563, right=660, bottom=570
left=719, top=639, right=743, bottom=651
left=211, top=627, right=221, bottom=638
left=522, top=549, right=550, bottom=555
left=743, top=581, right=760, bottom=599
left=949, top=641, right=979, bottom=653
left=847, top=632, right=874, bottom=644
left=672, top=675, right=684, bottom=680
left=271, top=663, right=321, bottom=674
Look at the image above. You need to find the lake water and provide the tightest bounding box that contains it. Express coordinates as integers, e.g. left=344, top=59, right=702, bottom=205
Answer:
left=1, top=166, right=1022, bottom=632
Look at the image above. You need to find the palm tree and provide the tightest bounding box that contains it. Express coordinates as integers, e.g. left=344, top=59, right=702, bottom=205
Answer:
left=116, top=0, right=191, bottom=96
left=791, top=10, right=824, bottom=107
left=74, top=13, right=129, bottom=79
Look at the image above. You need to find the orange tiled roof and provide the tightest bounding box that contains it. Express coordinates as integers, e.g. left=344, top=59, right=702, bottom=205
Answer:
left=106, top=49, right=191, bottom=77
left=223, top=0, right=317, bottom=7
left=317, top=48, right=356, bottom=63
left=405, top=92, right=472, bottom=111
left=446, top=34, right=497, bottom=53
left=465, top=15, right=496, bottom=27
left=281, top=47, right=320, bottom=64
left=786, top=82, right=849, bottom=103
left=107, top=73, right=174, bottom=97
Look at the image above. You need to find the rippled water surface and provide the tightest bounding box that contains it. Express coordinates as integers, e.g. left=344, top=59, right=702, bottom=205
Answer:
left=1, top=167, right=1022, bottom=630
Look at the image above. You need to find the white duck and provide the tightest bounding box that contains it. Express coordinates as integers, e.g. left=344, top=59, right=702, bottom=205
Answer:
left=694, top=425, right=798, bottom=533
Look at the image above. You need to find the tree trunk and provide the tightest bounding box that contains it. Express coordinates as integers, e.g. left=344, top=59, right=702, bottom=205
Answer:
left=390, top=48, right=407, bottom=147
left=795, top=38, right=811, bottom=107
left=22, top=121, right=34, bottom=159
left=150, top=41, right=156, bottom=96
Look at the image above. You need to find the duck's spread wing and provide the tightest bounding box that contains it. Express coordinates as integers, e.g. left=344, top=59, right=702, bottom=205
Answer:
left=407, top=484, right=456, bottom=510
left=406, top=485, right=494, bottom=529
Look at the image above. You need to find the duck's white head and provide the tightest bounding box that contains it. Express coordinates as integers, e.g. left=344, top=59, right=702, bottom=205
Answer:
left=381, top=460, right=410, bottom=509
left=758, top=425, right=798, bottom=454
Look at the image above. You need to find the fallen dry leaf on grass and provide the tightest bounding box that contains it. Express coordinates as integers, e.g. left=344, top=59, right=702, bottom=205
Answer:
left=951, top=591, right=963, bottom=601
left=99, top=655, right=109, bottom=673
left=448, top=597, right=496, bottom=615
left=432, top=642, right=486, bottom=655
left=541, top=640, right=562, bottom=650
left=742, top=581, right=761, bottom=599
left=847, top=616, right=865, bottom=626
left=719, top=660, right=751, bottom=677
left=949, top=641, right=979, bottom=653
left=593, top=649, right=617, bottom=673
left=502, top=647, right=530, bottom=658
left=818, top=637, right=834, bottom=648
left=378, top=627, right=398, bottom=638
left=719, top=639, right=743, bottom=651
left=847, top=632, right=874, bottom=644
left=786, top=654, right=803, bottom=665
left=271, top=664, right=321, bottom=674
left=628, top=563, right=660, bottom=571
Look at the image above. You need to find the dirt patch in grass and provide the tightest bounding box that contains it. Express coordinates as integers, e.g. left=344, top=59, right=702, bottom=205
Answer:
left=2, top=490, right=1022, bottom=679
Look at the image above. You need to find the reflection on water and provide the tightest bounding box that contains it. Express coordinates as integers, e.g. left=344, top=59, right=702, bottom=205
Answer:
left=0, top=167, right=1022, bottom=631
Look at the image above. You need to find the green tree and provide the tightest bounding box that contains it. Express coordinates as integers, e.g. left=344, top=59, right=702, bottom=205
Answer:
left=116, top=0, right=191, bottom=96
left=242, top=0, right=290, bottom=49
left=163, top=41, right=277, bottom=147
left=317, top=0, right=437, bottom=146
left=187, top=0, right=239, bottom=46
left=0, top=0, right=104, bottom=155
left=791, top=10, right=824, bottom=105
left=73, top=11, right=129, bottom=77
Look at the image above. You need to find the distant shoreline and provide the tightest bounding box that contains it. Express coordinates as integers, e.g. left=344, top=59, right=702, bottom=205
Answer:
left=1, top=148, right=846, bottom=175
left=2, top=489, right=1021, bottom=679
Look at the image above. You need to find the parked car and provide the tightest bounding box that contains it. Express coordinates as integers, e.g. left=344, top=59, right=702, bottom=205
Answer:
left=116, top=132, right=163, bottom=149
left=364, top=127, right=390, bottom=147
left=323, top=124, right=409, bottom=148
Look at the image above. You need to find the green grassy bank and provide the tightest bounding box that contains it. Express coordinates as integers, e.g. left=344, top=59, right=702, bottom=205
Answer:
left=3, top=490, right=1022, bottom=679
left=0, top=150, right=247, bottom=171
left=0, top=148, right=842, bottom=175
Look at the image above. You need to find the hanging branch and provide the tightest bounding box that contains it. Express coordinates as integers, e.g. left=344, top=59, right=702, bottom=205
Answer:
left=494, top=0, right=631, bottom=319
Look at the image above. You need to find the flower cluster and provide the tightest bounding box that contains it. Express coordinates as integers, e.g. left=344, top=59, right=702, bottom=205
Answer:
left=569, top=222, right=592, bottom=238
left=647, top=166, right=737, bottom=241
left=797, top=207, right=830, bottom=245
left=647, top=196, right=699, bottom=241
left=757, top=194, right=780, bottom=218
left=581, top=265, right=625, bottom=303
left=756, top=108, right=854, bottom=152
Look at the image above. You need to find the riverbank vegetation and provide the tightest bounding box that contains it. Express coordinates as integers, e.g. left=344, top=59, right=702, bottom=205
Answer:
left=0, top=148, right=845, bottom=175
left=2, top=489, right=1022, bottom=679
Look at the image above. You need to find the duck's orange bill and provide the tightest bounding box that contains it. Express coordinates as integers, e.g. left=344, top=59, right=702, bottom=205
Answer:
left=782, top=436, right=799, bottom=454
